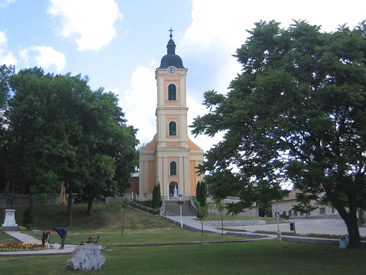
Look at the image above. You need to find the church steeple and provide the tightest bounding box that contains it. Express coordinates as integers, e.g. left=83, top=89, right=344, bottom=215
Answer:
left=138, top=30, right=204, bottom=200
left=167, top=28, right=176, bottom=54
left=159, top=29, right=185, bottom=69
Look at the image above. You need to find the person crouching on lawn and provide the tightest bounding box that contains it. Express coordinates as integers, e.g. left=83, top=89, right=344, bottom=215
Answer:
left=42, top=230, right=51, bottom=247
left=53, top=227, right=67, bottom=249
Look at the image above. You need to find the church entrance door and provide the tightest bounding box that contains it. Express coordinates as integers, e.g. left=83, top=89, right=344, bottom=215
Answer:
left=169, top=181, right=178, bottom=198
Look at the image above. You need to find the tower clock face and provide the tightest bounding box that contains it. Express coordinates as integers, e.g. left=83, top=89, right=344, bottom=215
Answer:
left=169, top=67, right=176, bottom=74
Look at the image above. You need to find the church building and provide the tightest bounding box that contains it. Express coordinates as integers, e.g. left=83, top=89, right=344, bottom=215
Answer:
left=138, top=31, right=204, bottom=200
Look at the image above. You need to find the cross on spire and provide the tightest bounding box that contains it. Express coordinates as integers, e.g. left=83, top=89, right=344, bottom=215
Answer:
left=169, top=28, right=174, bottom=39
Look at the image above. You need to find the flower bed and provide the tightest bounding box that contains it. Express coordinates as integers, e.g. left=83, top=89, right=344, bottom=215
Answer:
left=0, top=243, right=44, bottom=250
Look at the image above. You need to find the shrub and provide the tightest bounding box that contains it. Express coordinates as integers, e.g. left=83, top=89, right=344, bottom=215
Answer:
left=130, top=200, right=159, bottom=215
left=22, top=207, right=32, bottom=225
left=152, top=183, right=162, bottom=209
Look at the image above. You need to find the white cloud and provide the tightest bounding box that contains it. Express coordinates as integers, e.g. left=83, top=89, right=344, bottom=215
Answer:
left=47, top=0, right=122, bottom=51
left=0, top=30, right=17, bottom=66
left=187, top=94, right=223, bottom=152
left=180, top=0, right=366, bottom=94
left=121, top=64, right=157, bottom=144
left=19, top=46, right=65, bottom=72
left=177, top=0, right=366, bottom=152
left=0, top=0, right=15, bottom=9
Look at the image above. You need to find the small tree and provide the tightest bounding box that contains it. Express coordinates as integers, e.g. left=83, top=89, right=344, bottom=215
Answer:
left=212, top=198, right=226, bottom=238
left=200, top=181, right=207, bottom=206
left=152, top=183, right=161, bottom=209
left=196, top=181, right=206, bottom=207
left=194, top=199, right=209, bottom=236
left=196, top=181, right=201, bottom=200
left=121, top=197, right=128, bottom=236
left=22, top=207, right=33, bottom=227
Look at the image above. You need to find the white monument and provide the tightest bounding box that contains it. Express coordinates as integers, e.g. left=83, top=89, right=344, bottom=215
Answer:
left=2, top=209, right=19, bottom=231
left=174, top=186, right=178, bottom=198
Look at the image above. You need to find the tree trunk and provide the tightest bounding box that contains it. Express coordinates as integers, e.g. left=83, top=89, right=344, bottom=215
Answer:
left=221, top=212, right=224, bottom=238
left=28, top=196, right=34, bottom=224
left=67, top=192, right=73, bottom=226
left=85, top=197, right=93, bottom=216
left=324, top=187, right=361, bottom=249
left=345, top=217, right=361, bottom=248
left=343, top=203, right=361, bottom=249
left=121, top=207, right=126, bottom=236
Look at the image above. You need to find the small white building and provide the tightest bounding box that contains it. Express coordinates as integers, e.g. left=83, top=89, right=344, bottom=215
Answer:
left=272, top=190, right=340, bottom=219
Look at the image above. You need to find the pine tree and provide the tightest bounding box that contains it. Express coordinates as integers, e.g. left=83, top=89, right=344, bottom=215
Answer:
left=200, top=181, right=207, bottom=206
left=196, top=181, right=201, bottom=202
left=152, top=183, right=161, bottom=209
left=196, top=181, right=206, bottom=206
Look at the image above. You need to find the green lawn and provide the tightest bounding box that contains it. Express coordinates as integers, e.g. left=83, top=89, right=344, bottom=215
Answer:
left=1, top=203, right=250, bottom=245
left=0, top=241, right=365, bottom=274
left=0, top=231, right=17, bottom=243
left=1, top=202, right=365, bottom=274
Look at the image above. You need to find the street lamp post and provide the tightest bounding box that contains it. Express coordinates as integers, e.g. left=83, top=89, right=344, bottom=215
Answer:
left=275, top=200, right=282, bottom=241
left=178, top=194, right=183, bottom=228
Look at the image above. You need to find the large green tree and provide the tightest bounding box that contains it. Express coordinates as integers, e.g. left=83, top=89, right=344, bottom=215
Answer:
left=5, top=68, right=138, bottom=225
left=191, top=20, right=366, bottom=248
left=78, top=89, right=138, bottom=216
left=0, top=65, right=14, bottom=192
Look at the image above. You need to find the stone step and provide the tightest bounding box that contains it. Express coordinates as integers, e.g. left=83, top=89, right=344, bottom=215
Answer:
left=164, top=200, right=196, bottom=216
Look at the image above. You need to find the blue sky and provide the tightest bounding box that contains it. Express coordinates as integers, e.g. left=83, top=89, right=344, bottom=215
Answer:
left=1, top=0, right=365, bottom=152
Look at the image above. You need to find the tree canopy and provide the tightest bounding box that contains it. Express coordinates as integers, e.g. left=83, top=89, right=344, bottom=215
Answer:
left=191, top=20, right=366, bottom=248
left=0, top=65, right=14, bottom=191
left=3, top=67, right=138, bottom=225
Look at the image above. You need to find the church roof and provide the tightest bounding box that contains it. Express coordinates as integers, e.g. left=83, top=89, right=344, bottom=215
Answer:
left=158, top=31, right=185, bottom=69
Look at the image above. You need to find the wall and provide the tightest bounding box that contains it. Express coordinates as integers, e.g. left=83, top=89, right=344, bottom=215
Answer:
left=272, top=199, right=340, bottom=219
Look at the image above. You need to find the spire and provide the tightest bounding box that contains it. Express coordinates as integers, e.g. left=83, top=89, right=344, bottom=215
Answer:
left=169, top=28, right=173, bottom=39
left=158, top=28, right=185, bottom=69
left=167, top=28, right=176, bottom=55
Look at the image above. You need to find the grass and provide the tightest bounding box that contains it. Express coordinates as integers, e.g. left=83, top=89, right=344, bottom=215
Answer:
left=1, top=203, right=248, bottom=245
left=0, top=240, right=365, bottom=274
left=0, top=231, right=18, bottom=243
left=1, top=202, right=365, bottom=274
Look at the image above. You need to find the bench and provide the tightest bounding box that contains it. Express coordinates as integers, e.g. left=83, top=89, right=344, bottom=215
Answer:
left=81, top=236, right=100, bottom=245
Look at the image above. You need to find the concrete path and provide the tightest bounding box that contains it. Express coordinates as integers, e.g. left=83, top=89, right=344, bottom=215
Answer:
left=227, top=218, right=366, bottom=236
left=163, top=215, right=271, bottom=238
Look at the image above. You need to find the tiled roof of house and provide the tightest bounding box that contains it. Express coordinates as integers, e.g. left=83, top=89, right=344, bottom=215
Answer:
left=281, top=189, right=302, bottom=201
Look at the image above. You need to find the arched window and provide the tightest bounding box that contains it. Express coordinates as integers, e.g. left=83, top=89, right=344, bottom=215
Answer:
left=168, top=84, right=176, bottom=100
left=170, top=161, right=177, bottom=175
left=169, top=121, right=177, bottom=136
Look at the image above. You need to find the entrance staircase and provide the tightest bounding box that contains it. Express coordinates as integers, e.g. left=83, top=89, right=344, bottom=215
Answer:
left=163, top=199, right=196, bottom=216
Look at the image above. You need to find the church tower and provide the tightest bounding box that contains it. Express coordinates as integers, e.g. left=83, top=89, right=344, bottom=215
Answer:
left=139, top=31, right=204, bottom=200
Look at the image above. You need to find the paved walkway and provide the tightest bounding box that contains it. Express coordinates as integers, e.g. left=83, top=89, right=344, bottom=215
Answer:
left=164, top=215, right=366, bottom=236
left=226, top=218, right=366, bottom=236
left=163, top=215, right=271, bottom=238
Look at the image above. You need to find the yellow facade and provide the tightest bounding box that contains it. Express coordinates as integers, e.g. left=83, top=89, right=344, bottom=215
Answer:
left=139, top=35, right=204, bottom=200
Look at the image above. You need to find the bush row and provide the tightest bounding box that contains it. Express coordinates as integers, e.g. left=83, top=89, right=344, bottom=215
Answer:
left=130, top=200, right=159, bottom=215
